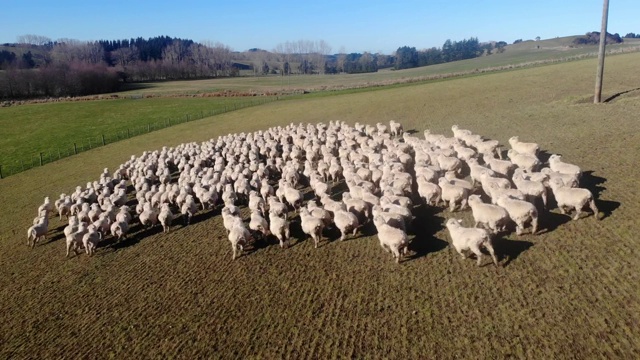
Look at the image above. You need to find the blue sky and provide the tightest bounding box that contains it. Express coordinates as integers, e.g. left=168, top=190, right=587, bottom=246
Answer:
left=2, top=0, right=638, bottom=54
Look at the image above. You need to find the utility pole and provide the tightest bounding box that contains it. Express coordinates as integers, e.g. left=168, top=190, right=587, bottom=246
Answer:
left=594, top=0, right=610, bottom=103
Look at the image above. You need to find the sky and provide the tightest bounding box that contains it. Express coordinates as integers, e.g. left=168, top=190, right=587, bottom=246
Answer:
left=2, top=0, right=638, bottom=54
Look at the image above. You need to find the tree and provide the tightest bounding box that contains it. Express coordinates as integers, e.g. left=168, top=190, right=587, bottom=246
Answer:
left=394, top=46, right=418, bottom=69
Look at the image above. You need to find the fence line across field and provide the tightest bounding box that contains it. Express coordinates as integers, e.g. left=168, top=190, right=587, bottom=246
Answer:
left=0, top=97, right=277, bottom=179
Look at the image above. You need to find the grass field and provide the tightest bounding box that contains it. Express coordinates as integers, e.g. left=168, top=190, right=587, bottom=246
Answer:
left=0, top=97, right=274, bottom=176
left=1, top=51, right=640, bottom=358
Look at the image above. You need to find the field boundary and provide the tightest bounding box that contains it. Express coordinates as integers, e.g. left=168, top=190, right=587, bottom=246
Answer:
left=0, top=97, right=278, bottom=179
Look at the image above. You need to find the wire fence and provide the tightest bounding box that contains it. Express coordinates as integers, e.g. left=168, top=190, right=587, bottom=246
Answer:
left=0, top=97, right=279, bottom=179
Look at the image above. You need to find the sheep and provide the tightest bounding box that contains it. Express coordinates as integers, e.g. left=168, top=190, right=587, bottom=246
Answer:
left=438, top=177, right=469, bottom=212
left=479, top=171, right=512, bottom=200
left=443, top=171, right=474, bottom=192
left=437, top=154, right=463, bottom=175
left=417, top=176, right=442, bottom=207
left=512, top=168, right=548, bottom=209
left=508, top=136, right=539, bottom=156
left=548, top=154, right=582, bottom=181
left=110, top=220, right=129, bottom=241
left=373, top=215, right=409, bottom=263
left=181, top=194, right=198, bottom=225
left=389, top=120, right=404, bottom=137
left=548, top=178, right=599, bottom=220
left=221, top=206, right=244, bottom=234
left=467, top=158, right=495, bottom=187
left=495, top=195, right=539, bottom=235
left=299, top=208, right=325, bottom=248
left=139, top=203, right=159, bottom=228
left=507, top=149, right=540, bottom=173
left=249, top=210, right=271, bottom=239
left=306, top=200, right=333, bottom=228
left=82, top=224, right=102, bottom=256
left=228, top=223, right=254, bottom=260
left=467, top=194, right=510, bottom=234
left=445, top=218, right=498, bottom=267
left=474, top=139, right=502, bottom=160
left=483, top=156, right=516, bottom=178
left=248, top=190, right=266, bottom=216
left=540, top=167, right=579, bottom=188
left=269, top=212, right=290, bottom=248
left=332, top=209, right=360, bottom=241
left=158, top=203, right=174, bottom=233
left=268, top=196, right=289, bottom=219
left=37, top=196, right=52, bottom=217
left=27, top=210, right=49, bottom=248
left=66, top=222, right=89, bottom=257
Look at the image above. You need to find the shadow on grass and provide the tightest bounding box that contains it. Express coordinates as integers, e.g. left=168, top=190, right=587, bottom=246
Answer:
left=404, top=204, right=448, bottom=262
left=604, top=87, right=640, bottom=103
left=494, top=236, right=534, bottom=267
left=579, top=170, right=619, bottom=219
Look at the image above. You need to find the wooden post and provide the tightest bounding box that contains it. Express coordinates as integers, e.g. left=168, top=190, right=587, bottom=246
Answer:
left=0, top=165, right=3, bottom=179
left=58, top=148, right=61, bottom=159
left=102, top=134, right=106, bottom=146
left=127, top=128, right=130, bottom=137
left=594, top=0, right=610, bottom=103
left=39, top=152, right=43, bottom=166
left=147, top=123, right=150, bottom=132
left=21, top=159, right=25, bottom=171
left=74, top=143, right=78, bottom=154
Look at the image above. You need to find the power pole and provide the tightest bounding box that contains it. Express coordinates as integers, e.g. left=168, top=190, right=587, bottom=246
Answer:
left=594, top=0, right=610, bottom=103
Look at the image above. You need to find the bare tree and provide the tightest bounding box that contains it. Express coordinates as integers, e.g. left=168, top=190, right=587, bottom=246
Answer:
left=16, top=34, right=51, bottom=46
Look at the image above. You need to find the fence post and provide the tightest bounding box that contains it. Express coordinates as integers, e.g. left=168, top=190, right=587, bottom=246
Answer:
left=0, top=165, right=3, bottom=179
left=147, top=124, right=150, bottom=132
left=74, top=143, right=78, bottom=154
left=102, top=134, right=106, bottom=146
left=39, top=152, right=44, bottom=166
left=127, top=128, right=130, bottom=137
left=21, top=160, right=25, bottom=171
left=89, top=138, right=92, bottom=149
left=58, top=148, right=61, bottom=159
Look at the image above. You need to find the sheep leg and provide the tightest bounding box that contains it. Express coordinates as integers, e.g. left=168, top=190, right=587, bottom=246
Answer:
left=470, top=245, right=484, bottom=266
left=232, top=244, right=237, bottom=260
left=391, top=247, right=401, bottom=263
left=484, top=242, right=499, bottom=266
left=558, top=205, right=566, bottom=215
left=515, top=223, right=524, bottom=236
left=449, top=201, right=456, bottom=213
left=531, top=217, right=538, bottom=235
left=572, top=207, right=582, bottom=221
left=589, top=199, right=600, bottom=220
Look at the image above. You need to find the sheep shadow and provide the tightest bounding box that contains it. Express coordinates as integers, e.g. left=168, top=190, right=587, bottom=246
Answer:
left=404, top=204, right=448, bottom=261
left=580, top=170, right=619, bottom=219
left=537, top=211, right=572, bottom=234
left=493, top=236, right=533, bottom=267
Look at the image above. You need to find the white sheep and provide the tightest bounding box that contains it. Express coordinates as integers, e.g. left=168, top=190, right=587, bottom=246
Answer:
left=27, top=210, right=49, bottom=248
left=467, top=194, right=510, bottom=234
left=540, top=167, right=579, bottom=188
left=373, top=215, right=409, bottom=263
left=158, top=203, right=174, bottom=233
left=496, top=195, right=539, bottom=235
left=548, top=154, right=582, bottom=181
left=299, top=208, right=325, bottom=248
left=66, top=222, right=89, bottom=257
left=508, top=136, right=539, bottom=156
left=507, top=149, right=540, bottom=173
left=548, top=178, right=599, bottom=220
left=483, top=156, right=516, bottom=178
left=139, top=203, right=159, bottom=228
left=389, top=120, right=404, bottom=137
left=228, top=223, right=254, bottom=260
left=438, top=177, right=469, bottom=212
left=181, top=194, right=198, bottom=225
left=417, top=177, right=442, bottom=207
left=446, top=218, right=498, bottom=266
left=333, top=209, right=360, bottom=241
left=249, top=210, right=271, bottom=239
left=110, top=220, right=129, bottom=241
left=82, top=224, right=102, bottom=256
left=512, top=168, right=548, bottom=209
left=269, top=212, right=290, bottom=248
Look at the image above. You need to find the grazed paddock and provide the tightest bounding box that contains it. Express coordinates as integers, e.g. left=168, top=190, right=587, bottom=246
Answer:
left=1, top=53, right=639, bottom=358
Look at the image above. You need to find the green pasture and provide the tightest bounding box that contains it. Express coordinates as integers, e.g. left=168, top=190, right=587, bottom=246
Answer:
left=0, top=96, right=275, bottom=176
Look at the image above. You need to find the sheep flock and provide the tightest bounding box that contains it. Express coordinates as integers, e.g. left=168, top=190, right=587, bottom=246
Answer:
left=27, top=120, right=600, bottom=266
